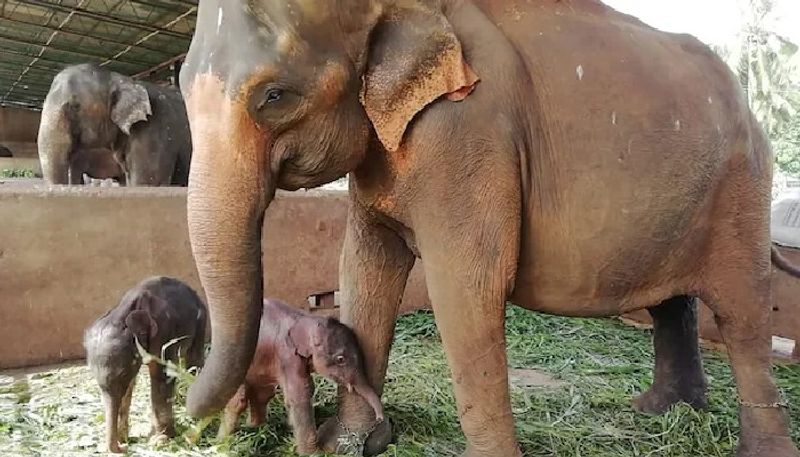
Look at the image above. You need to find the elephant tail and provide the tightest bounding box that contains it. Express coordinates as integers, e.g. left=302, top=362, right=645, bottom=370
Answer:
left=771, top=245, right=800, bottom=278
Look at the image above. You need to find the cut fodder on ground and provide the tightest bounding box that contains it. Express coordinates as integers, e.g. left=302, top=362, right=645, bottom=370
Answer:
left=1, top=305, right=799, bottom=456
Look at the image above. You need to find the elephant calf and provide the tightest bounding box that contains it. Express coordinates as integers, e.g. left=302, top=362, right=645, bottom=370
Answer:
left=217, top=298, right=383, bottom=455
left=83, top=276, right=207, bottom=453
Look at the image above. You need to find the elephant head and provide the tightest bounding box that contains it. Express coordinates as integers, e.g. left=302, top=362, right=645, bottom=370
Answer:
left=290, top=315, right=384, bottom=421
left=180, top=0, right=478, bottom=416
left=38, top=64, right=152, bottom=184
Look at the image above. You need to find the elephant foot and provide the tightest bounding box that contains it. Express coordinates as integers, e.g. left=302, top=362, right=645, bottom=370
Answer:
left=318, top=416, right=392, bottom=457
left=632, top=383, right=707, bottom=415
left=150, top=424, right=176, bottom=439
left=296, top=443, right=322, bottom=456
left=737, top=434, right=800, bottom=457
left=148, top=433, right=170, bottom=447
left=107, top=442, right=127, bottom=454
left=461, top=443, right=523, bottom=457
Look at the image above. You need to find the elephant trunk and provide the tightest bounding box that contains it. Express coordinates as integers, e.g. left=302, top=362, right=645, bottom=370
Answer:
left=37, top=101, right=72, bottom=184
left=184, top=77, right=274, bottom=418
left=352, top=375, right=384, bottom=422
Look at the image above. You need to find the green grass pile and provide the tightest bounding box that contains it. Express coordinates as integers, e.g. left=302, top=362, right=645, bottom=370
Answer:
left=0, top=169, right=39, bottom=178
left=1, top=305, right=799, bottom=456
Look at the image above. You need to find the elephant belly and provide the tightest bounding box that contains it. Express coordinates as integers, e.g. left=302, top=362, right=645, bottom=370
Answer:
left=491, top=0, right=752, bottom=316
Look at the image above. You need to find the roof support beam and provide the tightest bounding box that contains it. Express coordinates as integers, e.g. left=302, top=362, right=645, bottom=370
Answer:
left=132, top=52, right=186, bottom=79
left=11, top=0, right=193, bottom=39
left=0, top=34, right=157, bottom=66
left=0, top=45, right=135, bottom=69
left=0, top=16, right=174, bottom=56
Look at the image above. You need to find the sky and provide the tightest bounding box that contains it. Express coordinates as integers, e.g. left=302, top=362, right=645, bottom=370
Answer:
left=604, top=0, right=800, bottom=47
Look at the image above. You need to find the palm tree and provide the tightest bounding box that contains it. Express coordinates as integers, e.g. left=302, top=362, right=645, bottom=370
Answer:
left=715, top=0, right=799, bottom=135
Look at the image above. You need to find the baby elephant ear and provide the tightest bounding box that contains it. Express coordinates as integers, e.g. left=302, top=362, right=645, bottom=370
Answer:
left=360, top=4, right=479, bottom=152
left=125, top=292, right=158, bottom=349
left=110, top=74, right=152, bottom=135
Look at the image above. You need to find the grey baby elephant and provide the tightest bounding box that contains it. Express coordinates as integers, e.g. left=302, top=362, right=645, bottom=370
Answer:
left=83, top=276, right=207, bottom=453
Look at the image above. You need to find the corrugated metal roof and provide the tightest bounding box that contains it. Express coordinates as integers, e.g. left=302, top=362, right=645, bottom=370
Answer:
left=0, top=0, right=197, bottom=110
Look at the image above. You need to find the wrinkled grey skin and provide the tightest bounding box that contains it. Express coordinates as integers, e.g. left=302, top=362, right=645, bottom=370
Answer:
left=38, top=64, right=193, bottom=186
left=83, top=276, right=207, bottom=453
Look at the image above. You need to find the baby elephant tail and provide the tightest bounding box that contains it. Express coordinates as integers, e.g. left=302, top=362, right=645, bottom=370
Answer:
left=771, top=245, right=800, bottom=278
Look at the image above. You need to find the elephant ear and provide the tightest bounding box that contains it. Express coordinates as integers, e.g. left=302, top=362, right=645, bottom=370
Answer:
left=110, top=74, right=152, bottom=135
left=360, top=4, right=479, bottom=152
left=125, top=291, right=159, bottom=350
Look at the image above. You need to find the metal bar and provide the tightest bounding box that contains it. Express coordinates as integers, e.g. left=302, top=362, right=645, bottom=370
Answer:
left=0, top=100, right=42, bottom=110
left=0, top=34, right=157, bottom=66
left=128, top=0, right=192, bottom=12
left=0, top=45, right=138, bottom=69
left=0, top=47, right=76, bottom=66
left=0, top=61, right=57, bottom=73
left=0, top=89, right=48, bottom=101
left=131, top=52, right=186, bottom=79
left=2, top=0, right=88, bottom=102
left=12, top=0, right=193, bottom=39
left=0, top=16, right=173, bottom=55
left=99, top=6, right=196, bottom=68
left=0, top=76, right=52, bottom=90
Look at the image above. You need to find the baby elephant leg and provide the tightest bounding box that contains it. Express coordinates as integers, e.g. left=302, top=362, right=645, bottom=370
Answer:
left=218, top=384, right=248, bottom=440
left=102, top=392, right=125, bottom=453
left=282, top=374, right=318, bottom=455
left=248, top=384, right=277, bottom=427
left=148, top=362, right=176, bottom=442
left=117, top=376, right=137, bottom=442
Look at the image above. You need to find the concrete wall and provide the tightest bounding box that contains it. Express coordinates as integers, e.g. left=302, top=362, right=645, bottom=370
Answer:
left=0, top=107, right=40, bottom=158
left=0, top=186, right=429, bottom=369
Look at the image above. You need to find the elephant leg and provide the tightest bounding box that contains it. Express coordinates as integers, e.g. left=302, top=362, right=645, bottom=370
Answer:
left=126, top=139, right=175, bottom=186
left=248, top=384, right=275, bottom=427
left=147, top=362, right=176, bottom=441
left=633, top=295, right=708, bottom=414
left=68, top=162, right=84, bottom=185
left=318, top=207, right=415, bottom=456
left=117, top=375, right=137, bottom=442
left=102, top=391, right=125, bottom=453
left=217, top=384, right=247, bottom=440
left=282, top=371, right=318, bottom=455
left=425, top=256, right=521, bottom=457
left=702, top=257, right=799, bottom=456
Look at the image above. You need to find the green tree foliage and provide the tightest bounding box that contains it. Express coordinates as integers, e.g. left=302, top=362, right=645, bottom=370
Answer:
left=715, top=0, right=800, bottom=177
left=774, top=115, right=800, bottom=175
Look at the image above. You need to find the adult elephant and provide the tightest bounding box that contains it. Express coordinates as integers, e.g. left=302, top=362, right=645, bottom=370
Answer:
left=179, top=1, right=800, bottom=456
left=38, top=64, right=192, bottom=186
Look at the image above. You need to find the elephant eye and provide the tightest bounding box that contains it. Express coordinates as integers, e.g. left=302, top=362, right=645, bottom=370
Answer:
left=334, top=355, right=346, bottom=365
left=265, top=89, right=283, bottom=104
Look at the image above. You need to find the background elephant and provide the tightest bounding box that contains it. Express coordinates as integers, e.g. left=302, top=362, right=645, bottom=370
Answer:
left=178, top=1, right=800, bottom=457
left=37, top=63, right=192, bottom=186
left=0, top=145, right=12, bottom=157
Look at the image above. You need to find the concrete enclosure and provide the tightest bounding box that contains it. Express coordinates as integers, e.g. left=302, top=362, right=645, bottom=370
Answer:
left=0, top=106, right=41, bottom=158
left=0, top=185, right=429, bottom=369
left=2, top=181, right=798, bottom=369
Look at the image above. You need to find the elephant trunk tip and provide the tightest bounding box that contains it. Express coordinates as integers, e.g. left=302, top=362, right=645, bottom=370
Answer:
left=186, top=349, right=251, bottom=418
left=353, top=381, right=384, bottom=422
